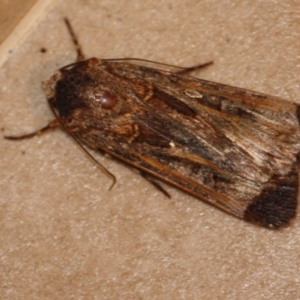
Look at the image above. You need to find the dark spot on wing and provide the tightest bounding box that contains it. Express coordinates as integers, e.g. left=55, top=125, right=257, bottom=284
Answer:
left=244, top=166, right=298, bottom=228
left=153, top=88, right=196, bottom=117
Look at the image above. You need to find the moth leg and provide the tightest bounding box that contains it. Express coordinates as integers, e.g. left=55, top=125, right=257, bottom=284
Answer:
left=4, top=119, right=59, bottom=140
left=175, top=61, right=213, bottom=75
left=140, top=172, right=171, bottom=198
left=64, top=18, right=85, bottom=62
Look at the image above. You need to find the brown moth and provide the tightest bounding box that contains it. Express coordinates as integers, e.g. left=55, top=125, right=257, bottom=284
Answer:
left=6, top=19, right=300, bottom=229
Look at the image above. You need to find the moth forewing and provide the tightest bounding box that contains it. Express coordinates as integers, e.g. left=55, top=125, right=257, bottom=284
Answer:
left=6, top=19, right=299, bottom=229
left=43, top=56, right=300, bottom=229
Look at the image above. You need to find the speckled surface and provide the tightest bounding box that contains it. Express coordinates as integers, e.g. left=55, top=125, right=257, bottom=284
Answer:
left=1, top=1, right=300, bottom=299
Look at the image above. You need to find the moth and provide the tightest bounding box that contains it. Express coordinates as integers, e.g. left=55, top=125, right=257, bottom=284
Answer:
left=6, top=19, right=300, bottom=229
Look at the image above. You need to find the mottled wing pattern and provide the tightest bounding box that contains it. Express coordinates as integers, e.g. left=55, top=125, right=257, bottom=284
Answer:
left=48, top=59, right=300, bottom=228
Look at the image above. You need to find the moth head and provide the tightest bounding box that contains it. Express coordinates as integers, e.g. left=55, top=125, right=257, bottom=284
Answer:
left=43, top=60, right=124, bottom=132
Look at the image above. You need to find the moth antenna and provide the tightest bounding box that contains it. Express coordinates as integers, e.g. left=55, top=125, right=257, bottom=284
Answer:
left=103, top=58, right=213, bottom=74
left=4, top=119, right=59, bottom=140
left=70, top=136, right=117, bottom=190
left=175, top=61, right=213, bottom=75
left=64, top=18, right=85, bottom=62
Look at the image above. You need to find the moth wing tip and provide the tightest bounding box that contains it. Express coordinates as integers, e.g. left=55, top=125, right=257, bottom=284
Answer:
left=244, top=168, right=298, bottom=229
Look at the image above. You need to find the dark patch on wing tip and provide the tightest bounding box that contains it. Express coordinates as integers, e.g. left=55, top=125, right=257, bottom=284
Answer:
left=296, top=105, right=300, bottom=125
left=244, top=168, right=298, bottom=229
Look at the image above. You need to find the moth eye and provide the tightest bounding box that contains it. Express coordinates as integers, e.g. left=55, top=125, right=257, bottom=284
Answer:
left=63, top=116, right=78, bottom=132
left=94, top=91, right=117, bottom=110
left=65, top=116, right=75, bottom=126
